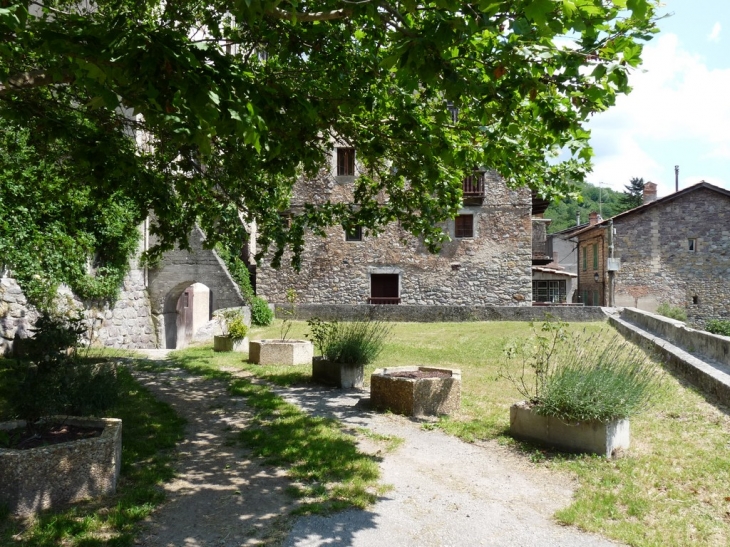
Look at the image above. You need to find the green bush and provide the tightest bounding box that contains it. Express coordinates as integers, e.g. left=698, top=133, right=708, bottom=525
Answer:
left=307, top=318, right=391, bottom=366
left=537, top=341, right=661, bottom=421
left=705, top=319, right=730, bottom=337
left=656, top=302, right=687, bottom=321
left=215, top=308, right=248, bottom=343
left=501, top=317, right=661, bottom=422
left=5, top=313, right=120, bottom=427
left=250, top=296, right=274, bottom=326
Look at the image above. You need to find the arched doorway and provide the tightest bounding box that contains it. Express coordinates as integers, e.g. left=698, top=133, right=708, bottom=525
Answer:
left=174, top=282, right=212, bottom=349
left=161, top=280, right=215, bottom=349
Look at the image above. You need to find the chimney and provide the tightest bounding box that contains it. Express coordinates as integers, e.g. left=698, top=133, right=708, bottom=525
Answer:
left=588, top=211, right=602, bottom=226
left=643, top=181, right=658, bottom=204
left=576, top=211, right=581, bottom=226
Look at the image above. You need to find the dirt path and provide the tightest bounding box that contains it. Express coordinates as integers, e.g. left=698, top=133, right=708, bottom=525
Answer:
left=132, top=354, right=621, bottom=547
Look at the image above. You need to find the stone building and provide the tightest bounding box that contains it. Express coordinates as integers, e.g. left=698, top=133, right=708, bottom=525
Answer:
left=572, top=181, right=730, bottom=324
left=256, top=150, right=533, bottom=306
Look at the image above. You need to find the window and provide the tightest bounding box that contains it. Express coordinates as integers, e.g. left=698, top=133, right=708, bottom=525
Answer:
left=532, top=280, right=567, bottom=303
left=582, top=246, right=587, bottom=271
left=345, top=225, right=362, bottom=241
left=593, top=243, right=598, bottom=270
left=455, top=215, right=474, bottom=238
left=446, top=102, right=459, bottom=123
left=370, top=274, right=400, bottom=304
left=688, top=238, right=697, bottom=252
left=336, top=147, right=355, bottom=176
left=692, top=295, right=699, bottom=305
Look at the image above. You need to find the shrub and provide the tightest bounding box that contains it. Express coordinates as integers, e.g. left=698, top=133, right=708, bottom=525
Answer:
left=250, top=296, right=274, bottom=326
left=656, top=302, right=687, bottom=322
left=500, top=317, right=661, bottom=422
left=307, top=318, right=391, bottom=366
left=6, top=313, right=120, bottom=428
left=705, top=319, right=730, bottom=337
left=215, top=308, right=248, bottom=343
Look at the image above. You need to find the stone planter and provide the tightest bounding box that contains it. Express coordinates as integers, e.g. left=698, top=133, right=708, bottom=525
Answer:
left=371, top=366, right=461, bottom=417
left=509, top=402, right=630, bottom=457
left=249, top=339, right=313, bottom=365
left=311, top=357, right=364, bottom=388
left=0, top=416, right=122, bottom=516
left=213, top=335, right=249, bottom=353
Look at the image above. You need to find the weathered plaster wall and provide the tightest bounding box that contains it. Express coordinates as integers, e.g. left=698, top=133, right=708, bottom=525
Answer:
left=257, top=170, right=533, bottom=306
left=612, top=188, right=730, bottom=325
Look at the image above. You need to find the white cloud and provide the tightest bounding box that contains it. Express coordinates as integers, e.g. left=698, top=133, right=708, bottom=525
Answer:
left=708, top=22, right=722, bottom=42
left=587, top=33, right=730, bottom=195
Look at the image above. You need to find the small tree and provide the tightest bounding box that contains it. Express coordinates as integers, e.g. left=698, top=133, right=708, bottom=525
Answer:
left=620, top=177, right=645, bottom=210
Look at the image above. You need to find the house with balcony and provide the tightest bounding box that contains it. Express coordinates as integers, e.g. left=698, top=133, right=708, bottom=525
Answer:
left=255, top=147, right=534, bottom=306
left=571, top=181, right=730, bottom=323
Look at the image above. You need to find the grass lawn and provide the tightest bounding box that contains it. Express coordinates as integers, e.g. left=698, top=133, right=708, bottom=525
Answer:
left=0, top=359, right=186, bottom=547
left=243, top=319, right=730, bottom=547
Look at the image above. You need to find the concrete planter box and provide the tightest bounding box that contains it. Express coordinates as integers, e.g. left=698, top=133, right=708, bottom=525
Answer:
left=371, top=366, right=461, bottom=417
left=311, top=357, right=364, bottom=388
left=249, top=339, right=313, bottom=365
left=509, top=402, right=629, bottom=457
left=213, top=335, right=249, bottom=353
left=0, top=416, right=122, bottom=516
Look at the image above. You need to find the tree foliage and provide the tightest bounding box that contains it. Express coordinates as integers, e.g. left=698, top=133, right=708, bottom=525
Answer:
left=620, top=176, right=645, bottom=209
left=1, top=0, right=659, bottom=290
left=544, top=182, right=628, bottom=233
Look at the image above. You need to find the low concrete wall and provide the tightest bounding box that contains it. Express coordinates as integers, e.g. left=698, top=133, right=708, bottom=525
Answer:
left=620, top=308, right=730, bottom=367
left=278, top=304, right=608, bottom=323
left=0, top=417, right=122, bottom=516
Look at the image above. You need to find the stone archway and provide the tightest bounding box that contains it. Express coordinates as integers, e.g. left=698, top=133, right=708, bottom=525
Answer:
left=148, top=226, right=245, bottom=349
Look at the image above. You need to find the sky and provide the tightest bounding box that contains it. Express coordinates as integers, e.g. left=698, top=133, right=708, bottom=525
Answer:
left=585, top=0, right=730, bottom=198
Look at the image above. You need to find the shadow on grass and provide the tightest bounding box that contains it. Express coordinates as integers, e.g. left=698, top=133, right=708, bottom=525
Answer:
left=0, top=366, right=186, bottom=547
left=164, top=352, right=386, bottom=515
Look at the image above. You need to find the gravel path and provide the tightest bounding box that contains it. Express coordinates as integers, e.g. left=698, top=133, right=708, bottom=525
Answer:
left=132, top=353, right=621, bottom=547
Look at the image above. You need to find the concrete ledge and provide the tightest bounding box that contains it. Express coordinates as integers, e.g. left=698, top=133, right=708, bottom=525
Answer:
left=371, top=367, right=461, bottom=416
left=0, top=417, right=122, bottom=516
left=610, top=313, right=730, bottom=406
left=279, top=305, right=607, bottom=323
left=620, top=307, right=730, bottom=367
left=249, top=339, right=313, bottom=365
left=509, top=403, right=629, bottom=457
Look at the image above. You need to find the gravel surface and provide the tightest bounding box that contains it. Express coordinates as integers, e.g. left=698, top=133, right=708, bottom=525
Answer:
left=132, top=352, right=621, bottom=547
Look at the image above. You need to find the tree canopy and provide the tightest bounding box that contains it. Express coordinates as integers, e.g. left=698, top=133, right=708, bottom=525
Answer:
left=0, top=0, right=658, bottom=301
left=544, top=181, right=629, bottom=233
left=620, top=176, right=645, bottom=209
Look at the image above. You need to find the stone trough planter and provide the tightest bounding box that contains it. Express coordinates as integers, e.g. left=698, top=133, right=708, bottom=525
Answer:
left=249, top=339, right=313, bottom=365
left=213, top=335, right=249, bottom=353
left=0, top=416, right=122, bottom=516
left=371, top=366, right=461, bottom=417
left=311, top=357, right=364, bottom=389
left=509, top=402, right=629, bottom=457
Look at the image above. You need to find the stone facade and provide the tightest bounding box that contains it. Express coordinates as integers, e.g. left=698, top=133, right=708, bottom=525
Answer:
left=575, top=183, right=730, bottom=325
left=257, top=169, right=533, bottom=306
left=0, top=277, right=39, bottom=356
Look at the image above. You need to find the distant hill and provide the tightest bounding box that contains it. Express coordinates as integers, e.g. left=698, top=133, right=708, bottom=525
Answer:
left=544, top=182, right=632, bottom=233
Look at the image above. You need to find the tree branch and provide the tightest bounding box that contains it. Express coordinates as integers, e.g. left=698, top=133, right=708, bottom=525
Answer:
left=267, top=7, right=352, bottom=22
left=0, top=69, right=73, bottom=95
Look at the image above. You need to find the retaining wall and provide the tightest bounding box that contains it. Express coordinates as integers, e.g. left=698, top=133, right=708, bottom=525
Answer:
left=277, top=304, right=608, bottom=323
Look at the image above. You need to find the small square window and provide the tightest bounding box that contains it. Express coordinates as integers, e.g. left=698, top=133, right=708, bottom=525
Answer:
left=455, top=215, right=474, bottom=238
left=446, top=102, right=459, bottom=123
left=345, top=226, right=362, bottom=241
left=337, top=147, right=355, bottom=176
left=688, top=238, right=697, bottom=251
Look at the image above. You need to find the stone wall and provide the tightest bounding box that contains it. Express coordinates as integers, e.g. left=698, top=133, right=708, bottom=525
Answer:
left=0, top=277, right=39, bottom=356
left=277, top=304, right=608, bottom=323
left=257, top=170, right=533, bottom=306
left=612, top=187, right=730, bottom=325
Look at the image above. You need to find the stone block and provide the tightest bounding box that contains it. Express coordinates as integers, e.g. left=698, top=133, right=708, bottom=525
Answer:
left=509, top=403, right=629, bottom=457
left=312, top=357, right=364, bottom=388
left=371, top=366, right=461, bottom=416
left=249, top=339, right=313, bottom=365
